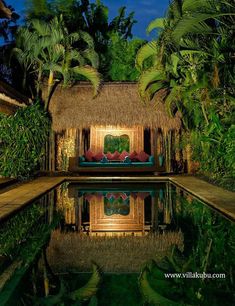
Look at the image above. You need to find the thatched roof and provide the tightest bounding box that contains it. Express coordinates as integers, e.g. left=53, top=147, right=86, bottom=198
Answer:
left=49, top=82, right=181, bottom=132
left=0, top=81, right=29, bottom=115
left=0, top=1, right=11, bottom=19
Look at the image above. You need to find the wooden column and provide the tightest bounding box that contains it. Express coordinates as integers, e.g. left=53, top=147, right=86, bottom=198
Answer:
left=79, top=129, right=83, bottom=156
left=151, top=128, right=158, bottom=171
left=151, top=195, right=158, bottom=231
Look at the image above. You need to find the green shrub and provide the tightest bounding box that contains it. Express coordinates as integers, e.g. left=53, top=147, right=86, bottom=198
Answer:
left=0, top=102, right=50, bottom=178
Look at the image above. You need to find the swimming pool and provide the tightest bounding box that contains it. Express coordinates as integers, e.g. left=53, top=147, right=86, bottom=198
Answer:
left=0, top=181, right=234, bottom=305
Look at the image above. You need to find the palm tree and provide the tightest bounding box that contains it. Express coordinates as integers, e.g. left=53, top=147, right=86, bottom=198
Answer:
left=11, top=27, right=43, bottom=90
left=136, top=0, right=235, bottom=128
left=12, top=15, right=101, bottom=111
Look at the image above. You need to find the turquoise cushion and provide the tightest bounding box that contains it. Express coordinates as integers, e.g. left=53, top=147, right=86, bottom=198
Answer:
left=79, top=156, right=85, bottom=163
left=123, top=156, right=131, bottom=164
left=101, top=156, right=108, bottom=163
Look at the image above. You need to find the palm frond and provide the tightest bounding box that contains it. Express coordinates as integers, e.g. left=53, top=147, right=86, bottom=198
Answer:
left=72, top=66, right=101, bottom=96
left=145, top=82, right=167, bottom=101
left=78, top=31, right=95, bottom=48
left=139, top=268, right=180, bottom=306
left=69, top=263, right=101, bottom=302
left=81, top=49, right=99, bottom=68
left=31, top=19, right=50, bottom=36
left=135, top=41, right=158, bottom=71
left=182, top=0, right=214, bottom=13
left=172, top=13, right=235, bottom=41
left=165, top=86, right=181, bottom=117
left=66, top=32, right=81, bottom=45
left=138, top=68, right=167, bottom=99
left=147, top=17, right=166, bottom=34
left=66, top=49, right=85, bottom=66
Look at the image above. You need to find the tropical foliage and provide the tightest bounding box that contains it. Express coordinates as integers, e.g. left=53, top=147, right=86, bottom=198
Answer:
left=137, top=0, right=235, bottom=187
left=105, top=33, right=144, bottom=81
left=0, top=103, right=50, bottom=178
left=139, top=194, right=235, bottom=306
left=25, top=0, right=140, bottom=80
left=12, top=15, right=101, bottom=110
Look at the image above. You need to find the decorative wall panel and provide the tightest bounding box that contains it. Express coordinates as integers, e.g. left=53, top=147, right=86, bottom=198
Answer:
left=90, top=125, right=144, bottom=153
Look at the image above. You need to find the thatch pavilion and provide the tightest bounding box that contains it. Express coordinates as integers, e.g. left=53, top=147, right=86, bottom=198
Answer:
left=49, top=82, right=188, bottom=173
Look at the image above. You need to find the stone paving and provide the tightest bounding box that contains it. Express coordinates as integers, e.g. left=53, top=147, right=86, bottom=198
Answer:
left=0, top=178, right=16, bottom=188
left=0, top=177, right=64, bottom=220
left=0, top=175, right=234, bottom=222
left=170, top=176, right=235, bottom=221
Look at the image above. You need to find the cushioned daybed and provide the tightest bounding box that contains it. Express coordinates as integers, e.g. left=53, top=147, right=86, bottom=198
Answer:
left=78, top=155, right=155, bottom=167
left=69, top=150, right=156, bottom=172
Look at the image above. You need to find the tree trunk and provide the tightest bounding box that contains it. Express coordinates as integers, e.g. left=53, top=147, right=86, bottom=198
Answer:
left=45, top=70, right=54, bottom=111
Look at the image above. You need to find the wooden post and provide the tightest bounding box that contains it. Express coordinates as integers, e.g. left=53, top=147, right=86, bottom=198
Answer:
left=151, top=128, right=158, bottom=171
left=151, top=195, right=158, bottom=231
left=79, top=129, right=83, bottom=156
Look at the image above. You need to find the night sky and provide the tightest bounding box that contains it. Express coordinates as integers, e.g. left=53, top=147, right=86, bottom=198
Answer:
left=6, top=0, right=169, bottom=39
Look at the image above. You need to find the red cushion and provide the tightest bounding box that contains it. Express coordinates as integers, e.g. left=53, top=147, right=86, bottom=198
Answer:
left=119, top=150, right=129, bottom=161
left=113, top=151, right=120, bottom=160
left=85, top=149, right=94, bottom=162
left=136, top=151, right=149, bottom=162
left=129, top=150, right=138, bottom=161
left=106, top=152, right=113, bottom=160
left=107, top=151, right=120, bottom=160
left=93, top=151, right=104, bottom=161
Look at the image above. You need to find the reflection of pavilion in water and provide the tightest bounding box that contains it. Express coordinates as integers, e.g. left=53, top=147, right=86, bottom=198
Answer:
left=57, top=183, right=175, bottom=236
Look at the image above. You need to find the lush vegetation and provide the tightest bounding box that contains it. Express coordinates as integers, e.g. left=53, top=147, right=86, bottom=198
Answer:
left=0, top=103, right=50, bottom=178
left=1, top=3, right=102, bottom=178
left=25, top=0, right=143, bottom=81
left=12, top=14, right=101, bottom=110
left=137, top=0, right=235, bottom=189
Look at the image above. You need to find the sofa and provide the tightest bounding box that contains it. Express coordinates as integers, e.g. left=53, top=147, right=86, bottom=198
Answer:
left=68, top=150, right=155, bottom=172
left=78, top=155, right=155, bottom=167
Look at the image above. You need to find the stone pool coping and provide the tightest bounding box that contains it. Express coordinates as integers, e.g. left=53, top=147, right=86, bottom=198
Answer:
left=0, top=176, right=234, bottom=221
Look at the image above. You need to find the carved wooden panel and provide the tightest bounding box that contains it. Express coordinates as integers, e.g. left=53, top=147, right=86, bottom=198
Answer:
left=90, top=125, right=144, bottom=153
left=89, top=197, right=145, bottom=232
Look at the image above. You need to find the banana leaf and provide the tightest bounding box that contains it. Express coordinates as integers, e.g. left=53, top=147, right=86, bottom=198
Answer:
left=88, top=296, right=98, bottom=306
left=139, top=268, right=183, bottom=306
left=68, top=263, right=101, bottom=302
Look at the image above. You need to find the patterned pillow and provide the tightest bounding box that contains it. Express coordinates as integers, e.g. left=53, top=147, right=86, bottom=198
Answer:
left=107, top=151, right=120, bottom=160
left=93, top=151, right=105, bottom=161
left=106, top=152, right=113, bottom=160
left=84, top=149, right=94, bottom=162
left=129, top=151, right=138, bottom=161
left=136, top=151, right=149, bottom=162
left=112, top=151, right=120, bottom=160
left=119, top=150, right=129, bottom=161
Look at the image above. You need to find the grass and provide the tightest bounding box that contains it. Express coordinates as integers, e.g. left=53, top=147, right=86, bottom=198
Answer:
left=46, top=230, right=183, bottom=273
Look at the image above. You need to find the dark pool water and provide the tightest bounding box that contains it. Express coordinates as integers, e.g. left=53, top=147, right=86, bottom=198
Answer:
left=0, top=182, right=234, bottom=305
